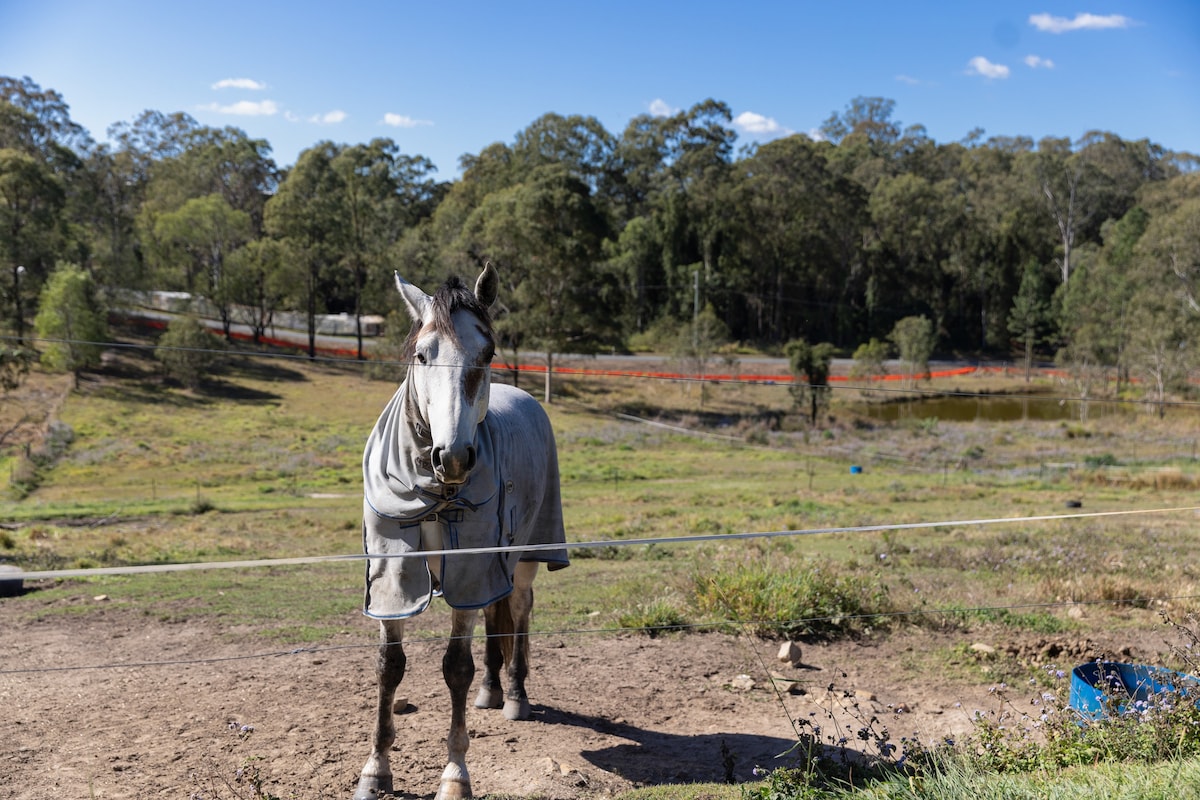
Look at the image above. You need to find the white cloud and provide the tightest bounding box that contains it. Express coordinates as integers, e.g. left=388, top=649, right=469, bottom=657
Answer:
left=310, top=110, right=347, bottom=124
left=1024, top=54, right=1055, bottom=69
left=1029, top=12, right=1133, bottom=33
left=733, top=111, right=792, bottom=137
left=382, top=112, right=433, bottom=128
left=966, top=56, right=1010, bottom=79
left=212, top=77, right=267, bottom=91
left=201, top=100, right=279, bottom=116
left=806, top=128, right=826, bottom=142
left=895, top=74, right=921, bottom=85
left=648, top=98, right=677, bottom=117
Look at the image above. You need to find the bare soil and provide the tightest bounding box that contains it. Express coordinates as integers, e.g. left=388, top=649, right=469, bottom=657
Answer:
left=0, top=600, right=1168, bottom=800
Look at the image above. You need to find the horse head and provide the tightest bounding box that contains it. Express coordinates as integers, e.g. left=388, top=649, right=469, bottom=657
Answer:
left=395, top=262, right=499, bottom=486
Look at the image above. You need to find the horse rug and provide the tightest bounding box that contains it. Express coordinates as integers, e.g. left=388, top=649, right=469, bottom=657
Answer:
left=362, top=383, right=568, bottom=619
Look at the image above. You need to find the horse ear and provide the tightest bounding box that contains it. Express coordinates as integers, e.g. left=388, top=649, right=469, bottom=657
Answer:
left=394, top=271, right=432, bottom=321
left=475, top=261, right=499, bottom=308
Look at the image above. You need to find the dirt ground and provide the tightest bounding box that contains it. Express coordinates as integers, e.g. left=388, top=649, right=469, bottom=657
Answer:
left=0, top=597, right=1168, bottom=800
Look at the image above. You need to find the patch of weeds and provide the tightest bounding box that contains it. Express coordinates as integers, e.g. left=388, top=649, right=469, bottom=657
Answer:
left=1084, top=452, right=1119, bottom=468
left=692, top=561, right=892, bottom=639
left=616, top=597, right=690, bottom=637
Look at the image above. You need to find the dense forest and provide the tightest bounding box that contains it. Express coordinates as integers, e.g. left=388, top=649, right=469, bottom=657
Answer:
left=2, top=74, right=1199, bottom=391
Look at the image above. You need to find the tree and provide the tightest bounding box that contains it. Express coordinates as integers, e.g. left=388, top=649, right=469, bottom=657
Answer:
left=225, top=237, right=296, bottom=344
left=1007, top=260, right=1053, bottom=381
left=457, top=163, right=620, bottom=402
left=1124, top=289, right=1193, bottom=418
left=785, top=338, right=836, bottom=425
left=0, top=148, right=64, bottom=343
left=152, top=193, right=251, bottom=338
left=850, top=338, right=889, bottom=386
left=888, top=315, right=935, bottom=387
left=33, top=262, right=107, bottom=385
left=263, top=142, right=342, bottom=358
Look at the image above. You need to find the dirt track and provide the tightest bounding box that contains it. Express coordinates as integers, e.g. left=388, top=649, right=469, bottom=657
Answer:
left=0, top=595, right=1167, bottom=800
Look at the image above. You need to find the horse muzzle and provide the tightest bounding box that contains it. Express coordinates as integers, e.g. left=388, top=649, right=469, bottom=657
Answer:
left=430, top=444, right=477, bottom=485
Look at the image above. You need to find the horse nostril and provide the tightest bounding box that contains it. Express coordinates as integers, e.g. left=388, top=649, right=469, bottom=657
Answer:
left=465, top=446, right=477, bottom=472
left=431, top=447, right=444, bottom=471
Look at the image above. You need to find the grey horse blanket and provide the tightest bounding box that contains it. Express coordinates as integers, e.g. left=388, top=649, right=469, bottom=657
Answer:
left=362, top=381, right=569, bottom=619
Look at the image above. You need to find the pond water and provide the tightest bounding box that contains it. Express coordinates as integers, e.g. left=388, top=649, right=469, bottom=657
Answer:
left=848, top=393, right=1137, bottom=423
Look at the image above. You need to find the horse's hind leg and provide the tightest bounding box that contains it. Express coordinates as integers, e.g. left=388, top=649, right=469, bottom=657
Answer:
left=503, top=561, right=538, bottom=720
left=437, top=607, right=479, bottom=800
left=355, top=619, right=406, bottom=800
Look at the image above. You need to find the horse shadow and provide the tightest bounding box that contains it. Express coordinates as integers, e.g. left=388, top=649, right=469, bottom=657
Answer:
left=527, top=704, right=802, bottom=785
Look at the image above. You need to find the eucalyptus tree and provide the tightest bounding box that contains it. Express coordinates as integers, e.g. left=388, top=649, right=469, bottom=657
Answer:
left=0, top=148, right=64, bottom=343
left=152, top=193, right=252, bottom=337
left=264, top=142, right=342, bottom=358
left=331, top=138, right=440, bottom=358
left=722, top=134, right=843, bottom=342
left=456, top=163, right=619, bottom=402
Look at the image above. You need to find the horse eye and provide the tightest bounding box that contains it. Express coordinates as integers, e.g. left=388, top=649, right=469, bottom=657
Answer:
left=415, top=352, right=427, bottom=365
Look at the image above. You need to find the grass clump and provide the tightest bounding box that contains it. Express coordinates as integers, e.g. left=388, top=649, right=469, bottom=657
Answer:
left=692, top=559, right=891, bottom=639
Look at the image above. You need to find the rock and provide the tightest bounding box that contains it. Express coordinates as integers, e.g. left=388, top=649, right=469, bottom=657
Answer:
left=392, top=697, right=409, bottom=713
left=777, top=641, right=803, bottom=666
left=538, top=756, right=559, bottom=775
left=855, top=689, right=877, bottom=702
left=729, top=674, right=755, bottom=691
left=1068, top=604, right=1087, bottom=620
left=970, top=642, right=996, bottom=655
left=892, top=703, right=911, bottom=714
left=93, top=594, right=109, bottom=602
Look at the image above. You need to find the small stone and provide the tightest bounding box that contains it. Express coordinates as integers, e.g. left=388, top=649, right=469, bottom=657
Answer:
left=855, top=689, right=877, bottom=702
left=730, top=674, right=756, bottom=691
left=893, top=703, right=911, bottom=714
left=93, top=594, right=109, bottom=602
left=970, top=642, right=996, bottom=655
left=777, top=641, right=803, bottom=666
left=538, top=756, right=559, bottom=775
left=769, top=671, right=801, bottom=693
left=392, top=697, right=409, bottom=713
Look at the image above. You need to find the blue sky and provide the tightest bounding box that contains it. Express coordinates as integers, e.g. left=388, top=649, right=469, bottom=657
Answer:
left=1, top=1, right=1197, bottom=178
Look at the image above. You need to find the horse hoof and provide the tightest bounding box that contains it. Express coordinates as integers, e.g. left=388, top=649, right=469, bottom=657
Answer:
left=503, top=697, right=530, bottom=721
left=353, top=774, right=393, bottom=800
left=434, top=777, right=472, bottom=800
left=474, top=686, right=503, bottom=709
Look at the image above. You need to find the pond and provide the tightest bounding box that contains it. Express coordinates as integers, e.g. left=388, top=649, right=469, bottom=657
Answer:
left=847, top=393, right=1138, bottom=423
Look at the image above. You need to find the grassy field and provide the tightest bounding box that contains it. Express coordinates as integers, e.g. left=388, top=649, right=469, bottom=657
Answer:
left=5, top=338, right=1200, bottom=798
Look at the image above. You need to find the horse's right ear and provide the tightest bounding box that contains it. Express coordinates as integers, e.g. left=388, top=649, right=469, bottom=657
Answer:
left=475, top=261, right=499, bottom=308
left=394, top=272, right=432, bottom=322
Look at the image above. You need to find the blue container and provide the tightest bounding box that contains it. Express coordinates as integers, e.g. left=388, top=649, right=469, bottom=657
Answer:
left=1069, top=662, right=1199, bottom=720
left=849, top=465, right=863, bottom=475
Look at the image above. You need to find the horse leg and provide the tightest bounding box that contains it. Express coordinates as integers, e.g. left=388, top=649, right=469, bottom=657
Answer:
left=502, top=561, right=538, bottom=720
left=354, top=619, right=406, bottom=800
left=474, top=603, right=505, bottom=711
left=436, top=608, right=479, bottom=800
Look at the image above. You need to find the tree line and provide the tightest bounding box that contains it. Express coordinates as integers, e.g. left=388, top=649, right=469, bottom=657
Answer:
left=2, top=75, right=1199, bottom=409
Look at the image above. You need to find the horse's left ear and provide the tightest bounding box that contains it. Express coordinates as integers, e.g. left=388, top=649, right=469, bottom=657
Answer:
left=475, top=261, right=499, bottom=308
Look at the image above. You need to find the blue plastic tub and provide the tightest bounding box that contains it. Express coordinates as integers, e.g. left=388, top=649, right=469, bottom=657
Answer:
left=849, top=465, right=863, bottom=475
left=1069, top=661, right=1199, bottom=720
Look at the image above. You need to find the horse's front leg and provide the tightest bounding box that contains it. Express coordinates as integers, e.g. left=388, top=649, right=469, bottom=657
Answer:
left=355, top=619, right=406, bottom=800
left=437, top=608, right=479, bottom=800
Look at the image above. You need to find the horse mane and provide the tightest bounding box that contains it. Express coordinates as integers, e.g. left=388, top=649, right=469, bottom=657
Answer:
left=402, top=275, right=495, bottom=361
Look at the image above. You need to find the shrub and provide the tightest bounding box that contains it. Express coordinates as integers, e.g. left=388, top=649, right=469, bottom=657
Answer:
left=155, top=315, right=224, bottom=388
